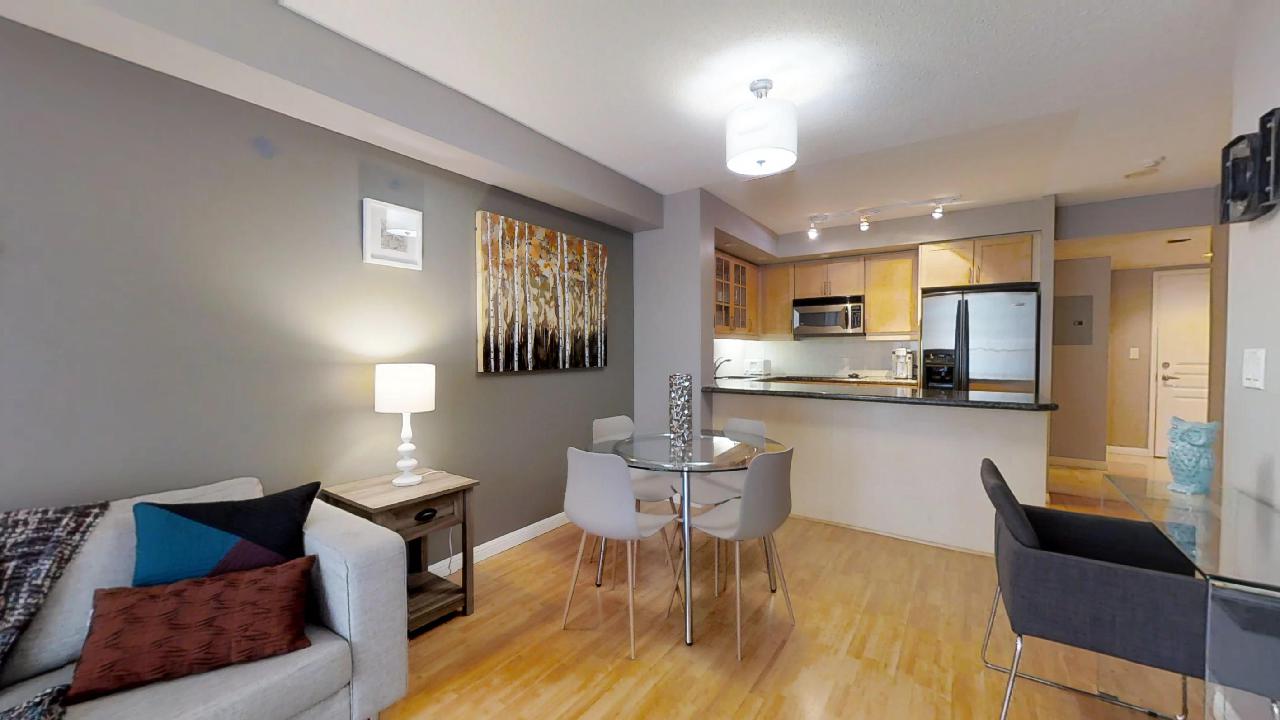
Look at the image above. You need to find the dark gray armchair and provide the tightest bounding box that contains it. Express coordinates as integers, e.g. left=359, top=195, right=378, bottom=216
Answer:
left=980, top=459, right=1207, bottom=720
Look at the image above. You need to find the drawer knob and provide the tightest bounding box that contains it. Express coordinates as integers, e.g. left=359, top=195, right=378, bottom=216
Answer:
left=414, top=507, right=438, bottom=523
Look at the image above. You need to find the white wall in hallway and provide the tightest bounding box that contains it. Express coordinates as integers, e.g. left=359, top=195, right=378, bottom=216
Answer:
left=1223, top=0, right=1280, bottom=504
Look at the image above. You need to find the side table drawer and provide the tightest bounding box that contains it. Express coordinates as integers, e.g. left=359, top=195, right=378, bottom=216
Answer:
left=379, top=495, right=460, bottom=538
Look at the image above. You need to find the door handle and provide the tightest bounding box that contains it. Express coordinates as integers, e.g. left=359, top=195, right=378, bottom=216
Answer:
left=1161, top=374, right=1181, bottom=382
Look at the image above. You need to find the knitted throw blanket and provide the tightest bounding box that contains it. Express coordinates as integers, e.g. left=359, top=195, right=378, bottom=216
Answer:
left=0, top=503, right=108, bottom=719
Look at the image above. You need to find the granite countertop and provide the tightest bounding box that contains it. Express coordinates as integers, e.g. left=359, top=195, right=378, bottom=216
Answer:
left=703, top=378, right=1058, bottom=411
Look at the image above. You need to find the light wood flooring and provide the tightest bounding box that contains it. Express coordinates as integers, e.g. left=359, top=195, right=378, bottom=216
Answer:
left=387, top=511, right=1202, bottom=719
left=1047, top=452, right=1170, bottom=520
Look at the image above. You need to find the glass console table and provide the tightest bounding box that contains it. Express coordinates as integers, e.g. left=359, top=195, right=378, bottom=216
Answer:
left=1107, top=475, right=1280, bottom=719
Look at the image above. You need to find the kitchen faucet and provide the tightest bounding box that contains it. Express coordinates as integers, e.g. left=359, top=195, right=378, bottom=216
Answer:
left=713, top=357, right=732, bottom=378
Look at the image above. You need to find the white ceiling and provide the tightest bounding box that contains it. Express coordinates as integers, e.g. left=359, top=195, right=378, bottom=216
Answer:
left=282, top=0, right=1234, bottom=233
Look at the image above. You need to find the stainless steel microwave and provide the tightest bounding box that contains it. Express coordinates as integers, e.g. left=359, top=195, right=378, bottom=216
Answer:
left=792, top=296, right=864, bottom=337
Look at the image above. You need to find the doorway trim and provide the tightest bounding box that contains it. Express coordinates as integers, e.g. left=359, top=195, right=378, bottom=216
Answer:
left=1146, top=267, right=1212, bottom=455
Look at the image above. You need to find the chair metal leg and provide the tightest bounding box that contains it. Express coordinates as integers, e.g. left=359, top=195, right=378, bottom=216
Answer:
left=595, top=538, right=607, bottom=587
left=562, top=530, right=588, bottom=629
left=626, top=540, right=636, bottom=659
left=981, top=586, right=1186, bottom=720
left=714, top=538, right=720, bottom=598
left=768, top=534, right=795, bottom=624
left=762, top=537, right=777, bottom=592
left=735, top=540, right=742, bottom=661
left=1000, top=635, right=1023, bottom=720
left=1176, top=675, right=1187, bottom=720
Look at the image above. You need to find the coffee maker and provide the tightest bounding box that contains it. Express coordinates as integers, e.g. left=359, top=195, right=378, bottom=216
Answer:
left=891, top=347, right=915, bottom=380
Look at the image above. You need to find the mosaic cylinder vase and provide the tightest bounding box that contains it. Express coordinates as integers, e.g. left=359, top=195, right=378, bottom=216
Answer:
left=668, top=373, right=693, bottom=445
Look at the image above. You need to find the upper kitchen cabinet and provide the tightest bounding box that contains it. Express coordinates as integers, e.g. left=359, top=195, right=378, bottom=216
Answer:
left=714, top=251, right=759, bottom=338
left=759, top=263, right=794, bottom=338
left=826, top=257, right=865, bottom=295
left=792, top=261, right=828, bottom=299
left=918, top=234, right=1033, bottom=289
left=864, top=250, right=917, bottom=336
left=974, top=234, right=1033, bottom=284
left=918, top=239, right=975, bottom=288
left=792, top=257, right=864, bottom=298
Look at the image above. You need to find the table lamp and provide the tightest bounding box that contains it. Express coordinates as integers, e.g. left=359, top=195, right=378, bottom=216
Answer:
left=374, top=363, right=436, bottom=486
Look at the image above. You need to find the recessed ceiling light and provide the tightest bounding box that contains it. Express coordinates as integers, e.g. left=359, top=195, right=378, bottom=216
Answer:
left=726, top=79, right=797, bottom=177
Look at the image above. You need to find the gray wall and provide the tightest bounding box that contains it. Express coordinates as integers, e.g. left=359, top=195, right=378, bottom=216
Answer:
left=0, top=22, right=634, bottom=550
left=1108, top=269, right=1154, bottom=448
left=1056, top=187, right=1219, bottom=241
left=1224, top=0, right=1280, bottom=505
left=1050, top=258, right=1111, bottom=461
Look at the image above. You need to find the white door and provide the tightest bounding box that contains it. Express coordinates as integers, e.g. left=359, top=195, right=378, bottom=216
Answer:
left=1152, top=269, right=1211, bottom=457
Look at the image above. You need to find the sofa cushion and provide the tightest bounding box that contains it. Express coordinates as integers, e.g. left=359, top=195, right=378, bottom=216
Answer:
left=132, top=482, right=320, bottom=587
left=0, top=626, right=349, bottom=720
left=67, top=556, right=315, bottom=704
left=0, top=478, right=264, bottom=687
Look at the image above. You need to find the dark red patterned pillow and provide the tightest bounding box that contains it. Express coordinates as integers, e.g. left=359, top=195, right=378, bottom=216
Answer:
left=65, top=555, right=314, bottom=704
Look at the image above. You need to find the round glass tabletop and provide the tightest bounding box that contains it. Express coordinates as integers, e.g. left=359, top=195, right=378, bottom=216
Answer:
left=594, top=430, right=787, bottom=473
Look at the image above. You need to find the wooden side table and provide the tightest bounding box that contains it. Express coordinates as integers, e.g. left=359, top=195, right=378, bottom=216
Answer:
left=320, top=469, right=478, bottom=633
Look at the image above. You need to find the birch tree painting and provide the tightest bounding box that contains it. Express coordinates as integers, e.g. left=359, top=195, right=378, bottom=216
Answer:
left=476, top=211, right=607, bottom=372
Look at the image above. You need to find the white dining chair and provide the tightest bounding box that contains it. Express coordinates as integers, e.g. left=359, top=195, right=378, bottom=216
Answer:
left=592, top=415, right=679, bottom=586
left=684, top=417, right=768, bottom=596
left=686, top=448, right=795, bottom=660
left=562, top=448, right=680, bottom=659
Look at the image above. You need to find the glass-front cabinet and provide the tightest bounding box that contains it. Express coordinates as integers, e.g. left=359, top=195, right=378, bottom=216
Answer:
left=714, top=251, right=758, bottom=338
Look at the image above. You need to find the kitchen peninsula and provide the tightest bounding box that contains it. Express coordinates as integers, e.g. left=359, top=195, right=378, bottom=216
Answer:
left=705, top=378, right=1056, bottom=553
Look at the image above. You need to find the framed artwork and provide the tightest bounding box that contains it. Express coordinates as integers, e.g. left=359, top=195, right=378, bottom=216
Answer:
left=363, top=198, right=423, bottom=270
left=476, top=211, right=607, bottom=372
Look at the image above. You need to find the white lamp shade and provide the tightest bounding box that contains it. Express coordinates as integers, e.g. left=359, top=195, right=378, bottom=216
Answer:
left=374, top=363, right=436, bottom=414
left=726, top=96, right=798, bottom=176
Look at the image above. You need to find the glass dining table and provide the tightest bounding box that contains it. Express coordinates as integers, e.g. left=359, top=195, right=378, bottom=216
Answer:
left=592, top=430, right=787, bottom=645
left=1107, top=475, right=1280, bottom=716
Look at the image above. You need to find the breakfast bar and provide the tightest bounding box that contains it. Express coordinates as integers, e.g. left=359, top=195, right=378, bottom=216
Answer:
left=705, top=379, right=1057, bottom=553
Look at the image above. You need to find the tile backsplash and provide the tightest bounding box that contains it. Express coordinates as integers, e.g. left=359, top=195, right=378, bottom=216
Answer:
left=714, top=337, right=918, bottom=377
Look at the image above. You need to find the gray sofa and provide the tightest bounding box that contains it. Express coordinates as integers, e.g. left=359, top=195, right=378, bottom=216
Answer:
left=0, top=477, right=408, bottom=719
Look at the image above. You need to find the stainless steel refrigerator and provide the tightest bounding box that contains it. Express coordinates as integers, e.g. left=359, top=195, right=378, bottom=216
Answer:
left=919, top=282, right=1040, bottom=395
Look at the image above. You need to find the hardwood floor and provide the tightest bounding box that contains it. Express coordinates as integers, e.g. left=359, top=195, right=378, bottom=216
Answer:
left=387, top=514, right=1202, bottom=719
left=1047, top=452, right=1171, bottom=520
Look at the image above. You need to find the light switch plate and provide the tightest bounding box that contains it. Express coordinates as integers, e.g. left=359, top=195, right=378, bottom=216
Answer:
left=1129, top=347, right=1140, bottom=360
left=1243, top=348, right=1266, bottom=389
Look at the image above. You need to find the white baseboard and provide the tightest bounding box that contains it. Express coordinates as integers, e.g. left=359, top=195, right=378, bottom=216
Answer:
left=1106, top=445, right=1152, bottom=457
left=1047, top=456, right=1108, bottom=470
left=427, top=511, right=569, bottom=577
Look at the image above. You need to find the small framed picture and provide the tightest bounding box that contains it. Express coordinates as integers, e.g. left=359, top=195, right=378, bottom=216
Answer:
left=362, top=198, right=423, bottom=270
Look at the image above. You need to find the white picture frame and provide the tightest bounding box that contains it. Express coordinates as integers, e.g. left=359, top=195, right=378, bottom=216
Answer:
left=362, top=198, right=423, bottom=270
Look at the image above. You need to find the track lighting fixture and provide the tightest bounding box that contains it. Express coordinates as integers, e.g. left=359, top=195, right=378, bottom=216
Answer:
left=806, top=214, right=825, bottom=240
left=859, top=216, right=870, bottom=232
left=932, top=205, right=944, bottom=220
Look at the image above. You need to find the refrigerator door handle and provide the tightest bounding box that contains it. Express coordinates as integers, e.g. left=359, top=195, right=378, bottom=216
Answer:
left=956, top=298, right=970, bottom=391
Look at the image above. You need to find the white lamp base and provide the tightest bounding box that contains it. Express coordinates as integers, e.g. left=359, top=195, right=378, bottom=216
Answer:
left=391, top=412, right=422, bottom=486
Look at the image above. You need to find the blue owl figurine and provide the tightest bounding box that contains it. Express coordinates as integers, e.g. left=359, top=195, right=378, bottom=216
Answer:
left=1166, top=417, right=1220, bottom=495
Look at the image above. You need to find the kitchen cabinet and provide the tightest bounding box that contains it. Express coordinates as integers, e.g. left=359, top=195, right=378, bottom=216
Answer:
left=826, top=257, right=865, bottom=295
left=864, top=250, right=917, bottom=335
left=919, top=240, right=975, bottom=288
left=974, top=234, right=1033, bottom=284
left=793, top=257, right=864, bottom=298
left=792, top=262, right=829, bottom=299
left=918, top=235, right=1034, bottom=289
left=759, top=263, right=794, bottom=338
left=714, top=252, right=758, bottom=337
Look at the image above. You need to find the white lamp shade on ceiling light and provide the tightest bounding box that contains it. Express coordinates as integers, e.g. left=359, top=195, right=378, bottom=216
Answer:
left=726, top=94, right=797, bottom=177
left=374, top=363, right=436, bottom=414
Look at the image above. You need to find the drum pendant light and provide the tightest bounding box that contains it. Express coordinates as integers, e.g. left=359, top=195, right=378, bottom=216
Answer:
left=726, top=79, right=797, bottom=176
